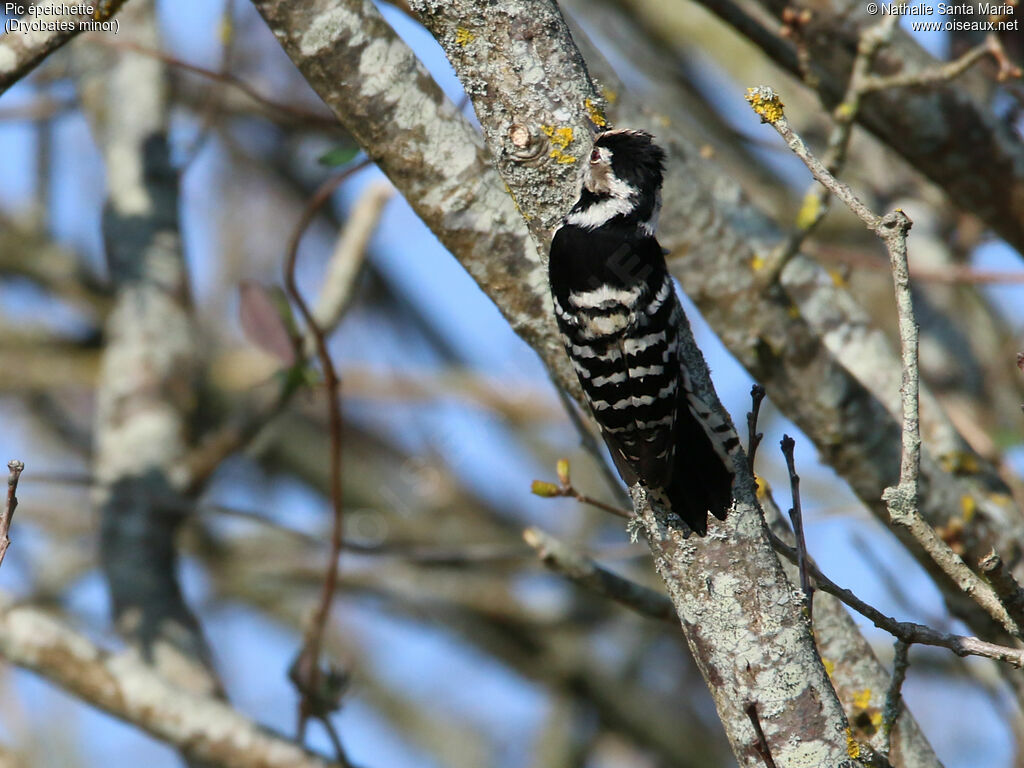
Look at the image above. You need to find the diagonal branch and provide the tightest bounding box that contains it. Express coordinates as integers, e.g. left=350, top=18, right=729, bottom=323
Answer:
left=0, top=595, right=338, bottom=768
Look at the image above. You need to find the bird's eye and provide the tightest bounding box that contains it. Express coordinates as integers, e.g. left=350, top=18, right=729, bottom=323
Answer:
left=589, top=148, right=601, bottom=164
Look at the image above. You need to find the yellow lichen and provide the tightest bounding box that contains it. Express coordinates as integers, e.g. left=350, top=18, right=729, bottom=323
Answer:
left=846, top=729, right=861, bottom=759
left=822, top=658, right=835, bottom=677
left=549, top=149, right=578, bottom=164
left=745, top=87, right=785, bottom=123
left=870, top=711, right=883, bottom=728
left=585, top=99, right=607, bottom=128
left=961, top=494, right=977, bottom=522
left=796, top=191, right=822, bottom=231
left=853, top=689, right=872, bottom=710
left=750, top=254, right=766, bottom=271
left=541, top=125, right=574, bottom=150
left=454, top=27, right=475, bottom=46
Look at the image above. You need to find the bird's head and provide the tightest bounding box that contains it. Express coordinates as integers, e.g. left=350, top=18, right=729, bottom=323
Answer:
left=583, top=129, right=666, bottom=201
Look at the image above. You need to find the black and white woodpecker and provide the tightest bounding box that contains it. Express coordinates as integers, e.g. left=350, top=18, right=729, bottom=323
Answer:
left=548, top=129, right=738, bottom=535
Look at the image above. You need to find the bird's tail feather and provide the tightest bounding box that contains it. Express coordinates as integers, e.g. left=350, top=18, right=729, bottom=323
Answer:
left=664, top=405, right=736, bottom=536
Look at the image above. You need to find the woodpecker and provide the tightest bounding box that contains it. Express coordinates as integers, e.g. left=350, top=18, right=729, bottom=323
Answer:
left=548, top=128, right=737, bottom=535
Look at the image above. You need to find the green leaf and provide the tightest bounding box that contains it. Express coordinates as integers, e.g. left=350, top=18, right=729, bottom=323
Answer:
left=318, top=145, right=360, bottom=167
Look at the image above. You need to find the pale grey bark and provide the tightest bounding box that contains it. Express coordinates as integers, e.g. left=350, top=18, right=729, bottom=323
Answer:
left=0, top=595, right=337, bottom=768
left=73, top=0, right=219, bottom=702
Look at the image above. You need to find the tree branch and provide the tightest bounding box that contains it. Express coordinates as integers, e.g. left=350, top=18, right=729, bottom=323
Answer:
left=0, top=595, right=338, bottom=768
left=523, top=526, right=674, bottom=622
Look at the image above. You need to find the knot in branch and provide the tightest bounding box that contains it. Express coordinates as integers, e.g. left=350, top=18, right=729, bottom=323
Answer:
left=882, top=483, right=917, bottom=521
left=507, top=123, right=547, bottom=164
left=878, top=209, right=912, bottom=237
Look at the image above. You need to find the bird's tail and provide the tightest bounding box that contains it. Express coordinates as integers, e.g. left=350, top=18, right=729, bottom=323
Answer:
left=663, top=402, right=737, bottom=536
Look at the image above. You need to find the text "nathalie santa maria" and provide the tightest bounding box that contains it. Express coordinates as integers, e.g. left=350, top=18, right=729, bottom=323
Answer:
left=875, top=2, right=1013, bottom=13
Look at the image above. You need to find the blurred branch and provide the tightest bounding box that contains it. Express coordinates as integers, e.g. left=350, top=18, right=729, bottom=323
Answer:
left=307, top=180, right=393, bottom=352
left=0, top=213, right=109, bottom=316
left=86, top=37, right=343, bottom=129
left=0, top=0, right=128, bottom=96
left=74, top=0, right=221, bottom=709
left=0, top=595, right=338, bottom=768
left=523, top=526, right=674, bottom=622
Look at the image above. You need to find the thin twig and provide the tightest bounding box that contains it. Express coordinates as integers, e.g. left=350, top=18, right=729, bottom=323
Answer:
left=746, top=384, right=766, bottom=473
left=183, top=160, right=374, bottom=491
left=88, top=38, right=342, bottom=128
left=746, top=85, right=1020, bottom=639
left=861, top=34, right=1020, bottom=92
left=881, top=640, right=910, bottom=758
left=282, top=163, right=367, bottom=743
left=763, top=15, right=898, bottom=280
left=532, top=459, right=634, bottom=520
left=768, top=530, right=1024, bottom=667
left=316, top=707, right=356, bottom=768
left=745, top=703, right=779, bottom=768
left=780, top=436, right=812, bottom=620
left=0, top=461, right=25, bottom=570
